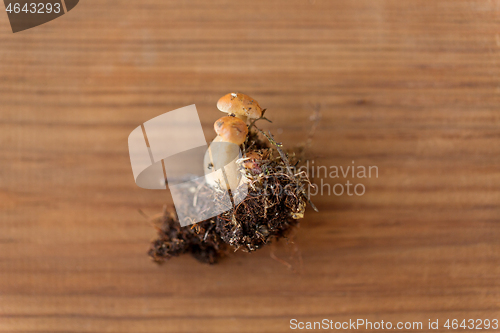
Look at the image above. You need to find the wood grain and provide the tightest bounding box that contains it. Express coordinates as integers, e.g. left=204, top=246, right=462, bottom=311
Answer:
left=0, top=0, right=499, bottom=332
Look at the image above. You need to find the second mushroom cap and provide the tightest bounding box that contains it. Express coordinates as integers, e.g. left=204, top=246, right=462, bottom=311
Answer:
left=214, top=116, right=248, bottom=145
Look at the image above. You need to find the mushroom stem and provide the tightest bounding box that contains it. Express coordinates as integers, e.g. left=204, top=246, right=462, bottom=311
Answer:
left=234, top=114, right=248, bottom=123
left=204, top=115, right=249, bottom=191
left=204, top=136, right=244, bottom=190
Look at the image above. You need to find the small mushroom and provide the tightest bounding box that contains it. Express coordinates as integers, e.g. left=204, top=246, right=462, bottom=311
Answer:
left=242, top=151, right=263, bottom=174
left=217, top=92, right=263, bottom=124
left=204, top=116, right=249, bottom=190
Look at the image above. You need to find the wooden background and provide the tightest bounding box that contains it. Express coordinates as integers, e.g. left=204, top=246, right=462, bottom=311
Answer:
left=0, top=1, right=499, bottom=332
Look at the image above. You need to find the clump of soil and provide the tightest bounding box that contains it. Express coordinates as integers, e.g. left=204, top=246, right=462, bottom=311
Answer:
left=148, top=212, right=225, bottom=264
left=148, top=124, right=316, bottom=264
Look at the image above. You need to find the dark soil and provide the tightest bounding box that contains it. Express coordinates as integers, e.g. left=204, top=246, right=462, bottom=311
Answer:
left=147, top=128, right=312, bottom=264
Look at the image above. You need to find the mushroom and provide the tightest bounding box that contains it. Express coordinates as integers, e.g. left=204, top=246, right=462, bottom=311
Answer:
left=204, top=116, right=248, bottom=190
left=217, top=92, right=263, bottom=124
left=242, top=151, right=263, bottom=174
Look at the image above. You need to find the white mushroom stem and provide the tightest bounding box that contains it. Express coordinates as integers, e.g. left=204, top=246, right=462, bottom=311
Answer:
left=204, top=136, right=244, bottom=190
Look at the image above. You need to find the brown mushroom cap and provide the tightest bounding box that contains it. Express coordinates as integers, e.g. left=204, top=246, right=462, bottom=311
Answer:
left=214, top=116, right=248, bottom=145
left=242, top=151, right=263, bottom=172
left=217, top=92, right=263, bottom=120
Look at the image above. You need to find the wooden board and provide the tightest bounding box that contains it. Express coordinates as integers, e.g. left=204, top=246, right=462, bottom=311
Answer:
left=0, top=1, right=499, bottom=332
